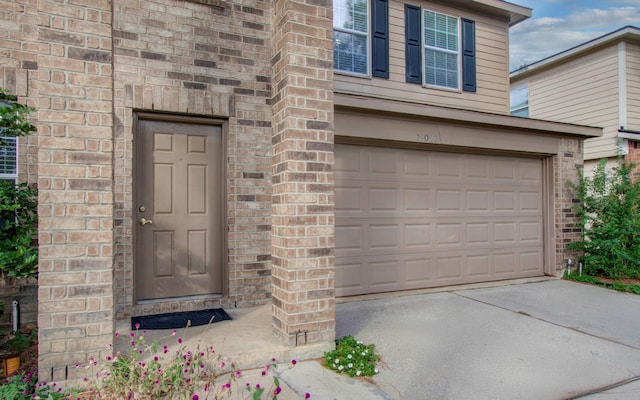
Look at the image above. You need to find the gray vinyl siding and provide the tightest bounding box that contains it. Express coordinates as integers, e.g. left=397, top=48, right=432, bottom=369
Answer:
left=334, top=0, right=511, bottom=115
left=626, top=43, right=640, bottom=131
left=522, top=45, right=620, bottom=160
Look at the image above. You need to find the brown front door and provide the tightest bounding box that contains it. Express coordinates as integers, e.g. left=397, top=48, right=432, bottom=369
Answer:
left=135, top=119, right=223, bottom=301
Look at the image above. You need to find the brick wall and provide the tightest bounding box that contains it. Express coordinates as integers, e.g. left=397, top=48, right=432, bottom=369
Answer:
left=554, top=138, right=584, bottom=274
left=270, top=0, right=335, bottom=346
left=625, top=140, right=640, bottom=180
left=0, top=0, right=39, bottom=185
left=111, top=0, right=273, bottom=319
left=35, top=0, right=115, bottom=382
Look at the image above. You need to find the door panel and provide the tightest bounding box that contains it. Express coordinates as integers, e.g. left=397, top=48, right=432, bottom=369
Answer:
left=136, top=120, right=223, bottom=301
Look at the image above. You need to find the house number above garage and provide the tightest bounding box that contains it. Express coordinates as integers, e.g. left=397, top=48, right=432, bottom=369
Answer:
left=416, top=133, right=441, bottom=143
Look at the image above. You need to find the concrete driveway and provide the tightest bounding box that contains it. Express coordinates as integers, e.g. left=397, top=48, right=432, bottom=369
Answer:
left=325, top=279, right=640, bottom=399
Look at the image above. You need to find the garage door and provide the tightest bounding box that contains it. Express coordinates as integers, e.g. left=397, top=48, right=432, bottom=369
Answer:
left=335, top=144, right=544, bottom=297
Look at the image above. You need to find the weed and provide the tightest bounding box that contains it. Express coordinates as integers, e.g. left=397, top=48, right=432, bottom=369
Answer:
left=323, top=336, right=379, bottom=378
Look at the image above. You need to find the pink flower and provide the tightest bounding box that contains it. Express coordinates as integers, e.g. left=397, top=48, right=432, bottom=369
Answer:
left=274, top=386, right=282, bottom=395
left=178, top=337, right=183, bottom=344
left=192, top=395, right=198, bottom=400
left=305, top=393, right=311, bottom=399
left=134, top=322, right=140, bottom=329
left=291, top=359, right=297, bottom=365
left=130, top=332, right=135, bottom=338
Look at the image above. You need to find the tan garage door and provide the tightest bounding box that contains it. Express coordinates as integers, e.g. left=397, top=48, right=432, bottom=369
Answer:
left=335, top=144, right=544, bottom=297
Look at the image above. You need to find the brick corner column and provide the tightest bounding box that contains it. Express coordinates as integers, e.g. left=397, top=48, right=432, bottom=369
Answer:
left=270, top=0, right=336, bottom=346
left=36, top=0, right=115, bottom=383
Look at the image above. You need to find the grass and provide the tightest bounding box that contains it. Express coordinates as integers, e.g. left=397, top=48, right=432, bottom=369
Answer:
left=565, top=273, right=640, bottom=294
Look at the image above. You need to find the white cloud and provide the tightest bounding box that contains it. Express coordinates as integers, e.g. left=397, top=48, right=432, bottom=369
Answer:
left=509, top=6, right=640, bottom=71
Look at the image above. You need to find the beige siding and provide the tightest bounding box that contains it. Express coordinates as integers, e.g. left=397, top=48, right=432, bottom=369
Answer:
left=335, top=0, right=511, bottom=115
left=626, top=43, right=640, bottom=131
left=521, top=45, right=620, bottom=160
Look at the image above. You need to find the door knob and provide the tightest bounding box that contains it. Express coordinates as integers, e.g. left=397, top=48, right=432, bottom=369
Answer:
left=139, top=218, right=153, bottom=226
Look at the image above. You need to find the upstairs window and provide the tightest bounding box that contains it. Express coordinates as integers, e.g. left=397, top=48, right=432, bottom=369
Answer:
left=333, top=0, right=389, bottom=78
left=423, top=11, right=459, bottom=89
left=0, top=137, right=17, bottom=183
left=510, top=84, right=529, bottom=117
left=334, top=0, right=369, bottom=75
left=405, top=5, right=475, bottom=92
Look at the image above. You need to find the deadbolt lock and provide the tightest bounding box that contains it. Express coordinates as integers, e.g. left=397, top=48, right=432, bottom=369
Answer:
left=138, top=206, right=146, bottom=212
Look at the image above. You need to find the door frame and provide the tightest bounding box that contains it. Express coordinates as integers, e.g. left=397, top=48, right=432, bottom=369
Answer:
left=132, top=111, right=228, bottom=304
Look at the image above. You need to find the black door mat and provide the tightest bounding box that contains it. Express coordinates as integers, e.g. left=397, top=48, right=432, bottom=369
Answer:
left=131, top=308, right=232, bottom=330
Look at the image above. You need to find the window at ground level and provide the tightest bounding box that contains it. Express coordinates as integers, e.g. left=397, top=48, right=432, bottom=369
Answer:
left=510, top=84, right=529, bottom=117
left=334, top=0, right=369, bottom=75
left=0, top=137, right=17, bottom=182
left=423, top=10, right=459, bottom=89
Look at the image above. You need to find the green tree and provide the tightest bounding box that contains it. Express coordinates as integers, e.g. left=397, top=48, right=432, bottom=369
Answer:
left=568, top=158, right=640, bottom=279
left=0, top=89, right=38, bottom=279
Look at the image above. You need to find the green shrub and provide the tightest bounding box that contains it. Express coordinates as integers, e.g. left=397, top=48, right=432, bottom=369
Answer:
left=568, top=158, right=640, bottom=279
left=0, top=88, right=38, bottom=280
left=0, top=181, right=38, bottom=279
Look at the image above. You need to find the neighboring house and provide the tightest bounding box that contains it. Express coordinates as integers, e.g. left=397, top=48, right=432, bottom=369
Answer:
left=510, top=26, right=640, bottom=176
left=0, top=0, right=599, bottom=383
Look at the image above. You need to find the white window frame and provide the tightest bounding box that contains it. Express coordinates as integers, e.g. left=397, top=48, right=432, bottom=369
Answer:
left=422, top=9, right=460, bottom=90
left=0, top=136, right=18, bottom=183
left=333, top=0, right=370, bottom=77
left=510, top=83, right=529, bottom=117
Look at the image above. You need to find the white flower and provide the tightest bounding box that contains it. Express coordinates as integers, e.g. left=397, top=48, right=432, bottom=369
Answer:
left=374, top=368, right=379, bottom=373
left=357, top=340, right=363, bottom=344
left=347, top=354, right=352, bottom=359
left=356, top=371, right=362, bottom=376
left=338, top=365, right=344, bottom=371
left=348, top=363, right=353, bottom=368
left=334, top=359, right=339, bottom=364
left=361, top=351, right=366, bottom=356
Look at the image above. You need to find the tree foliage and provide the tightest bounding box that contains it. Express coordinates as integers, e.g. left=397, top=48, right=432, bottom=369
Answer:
left=568, top=158, right=640, bottom=279
left=0, top=89, right=38, bottom=279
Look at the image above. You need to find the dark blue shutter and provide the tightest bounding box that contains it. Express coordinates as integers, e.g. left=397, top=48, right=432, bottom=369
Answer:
left=461, top=18, right=476, bottom=92
left=405, top=4, right=421, bottom=84
left=371, top=0, right=389, bottom=78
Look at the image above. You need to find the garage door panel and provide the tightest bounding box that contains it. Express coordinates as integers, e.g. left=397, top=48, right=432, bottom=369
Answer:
left=368, top=149, right=398, bottom=174
left=405, top=258, right=433, bottom=284
left=335, top=225, right=364, bottom=252
left=404, top=189, right=431, bottom=211
left=336, top=262, right=367, bottom=295
left=521, top=251, right=543, bottom=272
left=335, top=144, right=545, bottom=296
left=495, top=253, right=517, bottom=274
left=520, top=191, right=541, bottom=211
left=370, top=260, right=402, bottom=289
left=467, top=255, right=491, bottom=277
left=436, top=223, right=462, bottom=245
left=467, top=223, right=490, bottom=244
left=436, top=256, right=463, bottom=279
left=370, top=224, right=400, bottom=249
left=436, top=190, right=462, bottom=211
left=404, top=224, right=431, bottom=248
left=520, top=222, right=541, bottom=242
left=404, top=152, right=432, bottom=176
left=467, top=190, right=490, bottom=211
left=369, top=188, right=398, bottom=211
left=335, top=186, right=362, bottom=211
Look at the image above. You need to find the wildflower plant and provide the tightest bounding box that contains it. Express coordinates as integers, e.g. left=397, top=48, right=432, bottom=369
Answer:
left=73, top=322, right=307, bottom=399
left=323, top=336, right=379, bottom=378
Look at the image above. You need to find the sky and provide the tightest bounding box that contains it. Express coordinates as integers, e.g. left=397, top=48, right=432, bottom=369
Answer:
left=509, top=0, right=640, bottom=71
